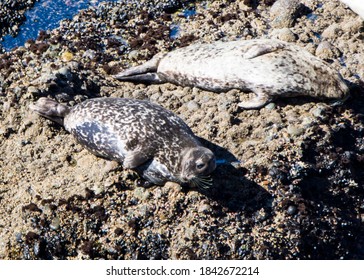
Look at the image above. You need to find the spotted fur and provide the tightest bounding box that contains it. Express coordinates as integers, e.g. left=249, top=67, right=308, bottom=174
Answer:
left=115, top=39, right=349, bottom=109
left=30, top=97, right=216, bottom=187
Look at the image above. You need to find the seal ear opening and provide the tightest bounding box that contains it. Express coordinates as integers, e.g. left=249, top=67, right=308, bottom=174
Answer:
left=29, top=97, right=70, bottom=126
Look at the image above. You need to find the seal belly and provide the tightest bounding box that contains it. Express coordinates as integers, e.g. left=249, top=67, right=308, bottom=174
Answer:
left=70, top=120, right=126, bottom=162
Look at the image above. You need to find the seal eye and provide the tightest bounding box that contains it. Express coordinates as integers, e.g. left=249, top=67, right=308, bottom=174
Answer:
left=196, top=163, right=205, bottom=170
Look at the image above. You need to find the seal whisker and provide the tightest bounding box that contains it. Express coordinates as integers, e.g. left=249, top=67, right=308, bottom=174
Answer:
left=191, top=176, right=213, bottom=190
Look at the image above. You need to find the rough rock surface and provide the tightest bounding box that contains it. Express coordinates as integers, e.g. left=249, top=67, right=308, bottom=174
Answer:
left=0, top=0, right=363, bottom=259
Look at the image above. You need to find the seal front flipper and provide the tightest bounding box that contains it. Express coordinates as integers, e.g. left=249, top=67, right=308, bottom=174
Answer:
left=123, top=149, right=151, bottom=169
left=243, top=41, right=285, bottom=59
left=238, top=91, right=272, bottom=109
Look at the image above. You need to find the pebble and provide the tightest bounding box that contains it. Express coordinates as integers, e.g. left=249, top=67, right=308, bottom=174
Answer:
left=310, top=106, right=326, bottom=119
left=186, top=100, right=200, bottom=111
left=133, top=187, right=150, bottom=201
left=57, top=66, right=72, bottom=78
left=287, top=125, right=304, bottom=136
left=61, top=51, right=74, bottom=62
left=269, top=28, right=296, bottom=42
left=50, top=217, right=60, bottom=230
left=287, top=205, right=298, bottom=215
left=128, top=50, right=139, bottom=61
left=26, top=86, right=39, bottom=95
left=265, top=102, right=276, bottom=110
left=315, top=41, right=339, bottom=60
left=15, top=232, right=23, bottom=243
left=91, top=184, right=104, bottom=195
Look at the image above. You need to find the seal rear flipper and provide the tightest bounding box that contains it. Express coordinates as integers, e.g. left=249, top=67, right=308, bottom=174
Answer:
left=29, top=97, right=70, bottom=126
left=114, top=73, right=164, bottom=84
left=238, top=91, right=272, bottom=110
left=113, top=52, right=165, bottom=81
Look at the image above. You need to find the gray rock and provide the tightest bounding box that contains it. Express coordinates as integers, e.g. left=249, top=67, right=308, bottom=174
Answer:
left=315, top=41, right=340, bottom=60
left=269, top=28, right=297, bottom=42
left=186, top=100, right=200, bottom=111
left=270, top=0, right=306, bottom=28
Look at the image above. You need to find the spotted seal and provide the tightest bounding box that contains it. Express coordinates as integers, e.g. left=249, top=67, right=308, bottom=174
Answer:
left=30, top=97, right=216, bottom=188
left=114, top=39, right=349, bottom=109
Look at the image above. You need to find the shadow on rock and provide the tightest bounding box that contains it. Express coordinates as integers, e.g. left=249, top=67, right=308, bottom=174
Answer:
left=197, top=139, right=272, bottom=213
left=296, top=87, right=364, bottom=259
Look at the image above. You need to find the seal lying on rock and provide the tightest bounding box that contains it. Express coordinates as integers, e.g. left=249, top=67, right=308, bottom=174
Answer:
left=30, top=97, right=216, bottom=188
left=114, top=39, right=349, bottom=109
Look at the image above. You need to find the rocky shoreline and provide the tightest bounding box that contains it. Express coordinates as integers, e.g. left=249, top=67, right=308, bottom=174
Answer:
left=0, top=0, right=39, bottom=39
left=0, top=0, right=363, bottom=259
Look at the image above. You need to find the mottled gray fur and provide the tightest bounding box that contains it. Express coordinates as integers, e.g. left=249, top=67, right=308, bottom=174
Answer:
left=30, top=97, right=216, bottom=187
left=114, top=39, right=349, bottom=109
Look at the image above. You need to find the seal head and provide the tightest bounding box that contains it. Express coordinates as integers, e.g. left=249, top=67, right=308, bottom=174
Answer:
left=179, top=147, right=216, bottom=189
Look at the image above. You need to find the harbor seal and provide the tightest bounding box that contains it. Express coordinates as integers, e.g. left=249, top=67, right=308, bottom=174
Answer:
left=30, top=97, right=216, bottom=189
left=114, top=39, right=349, bottom=109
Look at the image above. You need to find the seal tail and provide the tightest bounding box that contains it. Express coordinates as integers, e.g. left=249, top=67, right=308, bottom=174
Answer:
left=29, top=97, right=70, bottom=126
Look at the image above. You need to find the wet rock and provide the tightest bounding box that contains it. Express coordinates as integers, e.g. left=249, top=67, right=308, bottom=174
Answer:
left=50, top=217, right=60, bottom=230
left=287, top=205, right=298, bottom=215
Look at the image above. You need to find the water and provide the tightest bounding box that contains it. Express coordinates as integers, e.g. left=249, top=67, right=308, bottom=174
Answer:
left=1, top=0, right=118, bottom=52
left=169, top=7, right=196, bottom=39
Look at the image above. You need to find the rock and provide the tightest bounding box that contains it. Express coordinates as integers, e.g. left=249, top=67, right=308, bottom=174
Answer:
left=265, top=102, right=276, bottom=110
left=287, top=205, right=298, bottom=215
left=269, top=28, right=297, bottom=42
left=133, top=187, right=150, bottom=201
left=186, top=100, right=200, bottom=111
left=26, top=86, right=39, bottom=95
left=269, top=0, right=306, bottom=28
left=315, top=41, right=340, bottom=60
left=287, top=125, right=304, bottom=136
left=322, top=23, right=342, bottom=39
left=50, top=217, right=61, bottom=230
left=57, top=66, right=71, bottom=78
left=61, top=51, right=74, bottom=62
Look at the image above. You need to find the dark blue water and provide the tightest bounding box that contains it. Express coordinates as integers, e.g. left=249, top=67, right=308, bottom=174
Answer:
left=169, top=7, right=196, bottom=39
left=1, top=0, right=117, bottom=52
